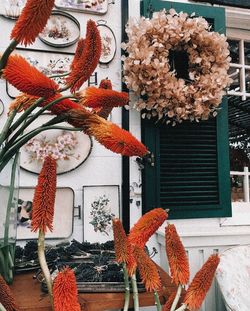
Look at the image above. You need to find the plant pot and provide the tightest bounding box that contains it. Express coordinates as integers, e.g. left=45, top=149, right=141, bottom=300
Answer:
left=0, top=155, right=19, bottom=283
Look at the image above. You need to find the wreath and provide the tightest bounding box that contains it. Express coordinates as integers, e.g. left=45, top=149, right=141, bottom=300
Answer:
left=122, top=9, right=232, bottom=124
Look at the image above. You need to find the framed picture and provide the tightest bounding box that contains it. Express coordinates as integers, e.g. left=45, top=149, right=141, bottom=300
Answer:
left=39, top=10, right=81, bottom=48
left=0, top=99, right=4, bottom=116
left=0, top=0, right=25, bottom=20
left=97, top=20, right=116, bottom=65
left=83, top=185, right=120, bottom=243
left=20, top=113, right=92, bottom=175
left=6, top=48, right=74, bottom=99
left=17, top=187, right=75, bottom=240
left=55, top=0, right=108, bottom=15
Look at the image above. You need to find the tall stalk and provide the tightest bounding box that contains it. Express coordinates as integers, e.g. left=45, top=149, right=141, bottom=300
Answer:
left=131, top=273, right=139, bottom=311
left=38, top=229, right=54, bottom=310
left=122, top=263, right=130, bottom=311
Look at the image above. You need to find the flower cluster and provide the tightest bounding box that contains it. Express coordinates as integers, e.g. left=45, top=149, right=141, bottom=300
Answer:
left=24, top=131, right=79, bottom=162
left=122, top=9, right=232, bottom=124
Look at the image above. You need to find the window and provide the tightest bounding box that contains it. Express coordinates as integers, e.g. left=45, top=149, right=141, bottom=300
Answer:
left=141, top=0, right=231, bottom=219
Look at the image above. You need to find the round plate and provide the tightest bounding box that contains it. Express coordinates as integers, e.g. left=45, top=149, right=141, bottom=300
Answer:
left=20, top=114, right=92, bottom=175
left=39, top=10, right=80, bottom=48
left=97, top=22, right=116, bottom=64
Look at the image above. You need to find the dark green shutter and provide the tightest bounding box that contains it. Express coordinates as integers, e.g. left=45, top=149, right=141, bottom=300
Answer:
left=141, top=0, right=231, bottom=219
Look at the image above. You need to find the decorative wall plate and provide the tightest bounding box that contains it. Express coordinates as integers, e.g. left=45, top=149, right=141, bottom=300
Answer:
left=0, top=99, right=4, bottom=116
left=20, top=114, right=92, bottom=175
left=55, top=0, right=108, bottom=15
left=97, top=21, right=116, bottom=64
left=39, top=10, right=80, bottom=48
left=1, top=0, right=25, bottom=20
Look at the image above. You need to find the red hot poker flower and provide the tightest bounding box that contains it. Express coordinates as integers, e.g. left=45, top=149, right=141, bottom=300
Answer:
left=112, top=218, right=129, bottom=264
left=65, top=20, right=102, bottom=92
left=165, top=224, right=190, bottom=285
left=129, top=208, right=168, bottom=248
left=70, top=38, right=85, bottom=71
left=67, top=108, right=149, bottom=157
left=99, top=78, right=112, bottom=89
left=4, top=54, right=59, bottom=98
left=11, top=0, right=55, bottom=46
left=0, top=275, right=20, bottom=311
left=94, top=78, right=113, bottom=119
left=53, top=267, right=81, bottom=311
left=77, top=87, right=129, bottom=109
left=133, top=246, right=161, bottom=292
left=31, top=156, right=57, bottom=233
left=183, top=254, right=220, bottom=311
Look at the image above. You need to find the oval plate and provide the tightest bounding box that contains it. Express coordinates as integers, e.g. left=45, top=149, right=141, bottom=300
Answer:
left=97, top=22, right=116, bottom=64
left=39, top=10, right=80, bottom=48
left=20, top=114, right=92, bottom=175
left=55, top=0, right=108, bottom=15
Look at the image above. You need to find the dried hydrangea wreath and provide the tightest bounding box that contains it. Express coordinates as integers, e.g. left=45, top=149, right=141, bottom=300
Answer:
left=122, top=9, right=232, bottom=125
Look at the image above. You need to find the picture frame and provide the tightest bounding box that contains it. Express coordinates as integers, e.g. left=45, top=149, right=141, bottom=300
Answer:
left=0, top=99, right=4, bottom=116
left=20, top=113, right=92, bottom=175
left=17, top=187, right=75, bottom=240
left=39, top=10, right=81, bottom=48
left=97, top=20, right=116, bottom=65
left=82, top=185, right=120, bottom=243
left=55, top=0, right=108, bottom=15
left=6, top=48, right=74, bottom=99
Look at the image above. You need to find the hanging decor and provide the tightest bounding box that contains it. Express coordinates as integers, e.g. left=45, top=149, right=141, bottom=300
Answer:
left=122, top=9, right=232, bottom=124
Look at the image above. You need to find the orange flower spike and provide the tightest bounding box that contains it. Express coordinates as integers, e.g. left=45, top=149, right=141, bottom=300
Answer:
left=133, top=246, right=161, bottom=292
left=129, top=208, right=168, bottom=248
left=66, top=20, right=102, bottom=92
left=31, top=156, right=57, bottom=233
left=8, top=93, right=38, bottom=114
left=162, top=292, right=179, bottom=311
left=183, top=254, right=220, bottom=311
left=70, top=38, right=85, bottom=70
left=165, top=224, right=190, bottom=286
left=112, top=218, right=129, bottom=264
left=0, top=275, right=20, bottom=311
left=126, top=244, right=137, bottom=276
left=4, top=55, right=59, bottom=98
left=99, top=78, right=113, bottom=89
left=53, top=267, right=81, bottom=311
left=77, top=87, right=129, bottom=109
left=11, top=0, right=55, bottom=46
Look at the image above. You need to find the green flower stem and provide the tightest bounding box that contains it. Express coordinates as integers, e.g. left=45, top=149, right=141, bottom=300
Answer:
left=170, top=284, right=182, bottom=311
left=175, top=304, right=187, bottom=311
left=0, top=302, right=7, bottom=311
left=48, top=72, right=70, bottom=79
left=122, top=263, right=130, bottom=311
left=0, top=109, right=18, bottom=148
left=154, top=291, right=162, bottom=311
left=131, top=273, right=139, bottom=311
left=38, top=229, right=54, bottom=311
left=0, top=40, right=18, bottom=72
left=0, top=126, right=82, bottom=172
left=4, top=153, right=19, bottom=245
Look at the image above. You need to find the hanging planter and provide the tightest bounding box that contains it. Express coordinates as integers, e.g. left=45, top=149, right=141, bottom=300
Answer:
left=122, top=9, right=232, bottom=125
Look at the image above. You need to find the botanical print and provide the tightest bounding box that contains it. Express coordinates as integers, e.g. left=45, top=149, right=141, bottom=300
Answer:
left=97, top=24, right=116, bottom=64
left=83, top=186, right=120, bottom=243
left=89, top=195, right=115, bottom=235
left=24, top=131, right=80, bottom=162
left=101, top=34, right=112, bottom=58
left=55, top=0, right=108, bottom=15
left=39, top=13, right=80, bottom=47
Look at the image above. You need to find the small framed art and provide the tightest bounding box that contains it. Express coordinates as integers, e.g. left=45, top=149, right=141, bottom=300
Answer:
left=17, top=187, right=75, bottom=240
left=97, top=20, right=116, bottom=65
left=82, top=185, right=120, bottom=243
